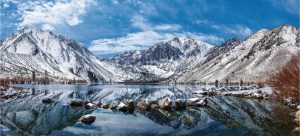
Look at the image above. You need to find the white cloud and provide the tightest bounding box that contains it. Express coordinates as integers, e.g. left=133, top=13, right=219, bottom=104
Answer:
left=222, top=25, right=253, bottom=37
left=154, top=24, right=182, bottom=31
left=131, top=15, right=152, bottom=31
left=131, top=14, right=182, bottom=31
left=196, top=20, right=253, bottom=38
left=267, top=0, right=299, bottom=15
left=89, top=31, right=223, bottom=56
left=17, top=0, right=95, bottom=30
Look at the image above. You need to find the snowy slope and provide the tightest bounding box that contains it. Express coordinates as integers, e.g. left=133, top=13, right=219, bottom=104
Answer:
left=177, top=25, right=300, bottom=83
left=108, top=37, right=213, bottom=81
left=0, top=28, right=124, bottom=82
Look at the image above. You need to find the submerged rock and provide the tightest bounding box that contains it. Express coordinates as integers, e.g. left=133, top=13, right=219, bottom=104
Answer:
left=42, top=98, right=54, bottom=104
left=79, top=114, right=96, bottom=124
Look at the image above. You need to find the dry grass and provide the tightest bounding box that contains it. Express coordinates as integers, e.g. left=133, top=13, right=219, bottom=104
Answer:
left=268, top=52, right=300, bottom=103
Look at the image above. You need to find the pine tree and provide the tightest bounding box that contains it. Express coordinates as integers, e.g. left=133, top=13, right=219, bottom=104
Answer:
left=215, top=80, right=219, bottom=88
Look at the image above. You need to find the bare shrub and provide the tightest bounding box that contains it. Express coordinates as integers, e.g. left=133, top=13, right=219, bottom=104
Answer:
left=269, top=52, right=300, bottom=103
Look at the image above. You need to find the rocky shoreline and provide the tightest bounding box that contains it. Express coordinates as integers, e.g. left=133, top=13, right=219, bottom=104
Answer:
left=0, top=85, right=298, bottom=135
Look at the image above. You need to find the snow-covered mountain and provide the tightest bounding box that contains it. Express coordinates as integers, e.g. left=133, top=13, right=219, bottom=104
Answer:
left=108, top=37, right=213, bottom=81
left=176, top=24, right=300, bottom=83
left=0, top=28, right=124, bottom=82
left=0, top=25, right=298, bottom=83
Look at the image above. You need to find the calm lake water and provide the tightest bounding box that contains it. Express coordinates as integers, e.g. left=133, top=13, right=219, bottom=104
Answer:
left=0, top=84, right=297, bottom=136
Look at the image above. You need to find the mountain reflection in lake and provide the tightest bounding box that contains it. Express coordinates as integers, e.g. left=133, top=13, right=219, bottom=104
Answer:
left=0, top=84, right=297, bottom=136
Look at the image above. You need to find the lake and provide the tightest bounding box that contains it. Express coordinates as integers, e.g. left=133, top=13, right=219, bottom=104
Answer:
left=0, top=84, right=297, bottom=136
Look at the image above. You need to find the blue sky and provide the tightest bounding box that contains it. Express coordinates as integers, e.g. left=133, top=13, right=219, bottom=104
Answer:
left=1, top=0, right=299, bottom=57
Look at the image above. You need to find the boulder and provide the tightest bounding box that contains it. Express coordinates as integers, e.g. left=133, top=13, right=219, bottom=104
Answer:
left=85, top=103, right=96, bottom=109
left=79, top=114, right=96, bottom=124
left=109, top=101, right=118, bottom=109
left=263, top=93, right=269, bottom=99
left=295, top=110, right=300, bottom=120
left=187, top=98, right=207, bottom=106
left=42, top=98, right=54, bottom=104
left=126, top=100, right=135, bottom=112
left=150, top=104, right=159, bottom=109
left=117, top=102, right=128, bottom=112
left=101, top=103, right=110, bottom=109
left=257, top=90, right=262, bottom=94
left=158, top=97, right=172, bottom=110
left=70, top=98, right=83, bottom=107
left=137, top=100, right=149, bottom=111
left=93, top=101, right=102, bottom=107
left=252, top=93, right=263, bottom=99
left=175, top=99, right=186, bottom=110
left=196, top=98, right=207, bottom=106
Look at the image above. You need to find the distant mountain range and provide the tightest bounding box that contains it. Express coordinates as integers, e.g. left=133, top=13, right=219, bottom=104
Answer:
left=0, top=25, right=299, bottom=83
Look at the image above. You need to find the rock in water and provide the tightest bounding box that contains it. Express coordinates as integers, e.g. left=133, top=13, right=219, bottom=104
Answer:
left=70, top=99, right=83, bottom=107
left=150, top=104, right=159, bottom=109
left=175, top=99, right=186, bottom=110
left=101, top=103, right=110, bottom=109
left=123, top=99, right=135, bottom=112
left=93, top=101, right=102, bottom=107
left=158, top=97, right=172, bottom=110
left=85, top=103, right=96, bottom=109
left=187, top=97, right=207, bottom=106
left=137, top=100, right=149, bottom=111
left=109, top=101, right=118, bottom=109
left=117, top=102, right=128, bottom=112
left=79, top=115, right=96, bottom=124
left=42, top=98, right=54, bottom=104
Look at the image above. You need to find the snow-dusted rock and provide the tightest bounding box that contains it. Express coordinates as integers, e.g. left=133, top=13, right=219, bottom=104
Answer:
left=79, top=114, right=96, bottom=124
left=85, top=103, right=96, bottom=109
left=117, top=102, right=128, bottom=112
left=158, top=97, right=172, bottom=110
left=137, top=100, right=149, bottom=111
left=187, top=97, right=207, bottom=106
